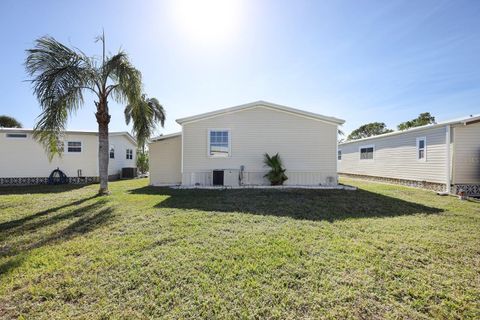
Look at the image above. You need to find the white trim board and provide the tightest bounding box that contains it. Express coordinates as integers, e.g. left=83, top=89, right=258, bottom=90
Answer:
left=176, top=101, right=345, bottom=126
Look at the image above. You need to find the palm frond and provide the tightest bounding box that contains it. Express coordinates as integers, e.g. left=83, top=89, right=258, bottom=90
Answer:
left=104, top=52, right=142, bottom=105
left=25, top=36, right=97, bottom=156
left=125, top=94, right=165, bottom=148
left=147, top=97, right=166, bottom=127
left=263, top=153, right=288, bottom=185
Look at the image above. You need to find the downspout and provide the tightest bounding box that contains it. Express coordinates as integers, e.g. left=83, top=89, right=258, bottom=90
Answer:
left=336, top=125, right=339, bottom=184
left=445, top=125, right=451, bottom=194
left=181, top=126, right=184, bottom=185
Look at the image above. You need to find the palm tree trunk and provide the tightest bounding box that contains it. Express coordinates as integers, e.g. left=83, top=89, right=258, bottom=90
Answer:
left=96, top=98, right=111, bottom=195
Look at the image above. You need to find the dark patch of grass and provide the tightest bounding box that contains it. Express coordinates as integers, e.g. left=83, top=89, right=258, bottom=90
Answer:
left=0, top=184, right=89, bottom=195
left=130, top=186, right=443, bottom=221
left=0, top=178, right=479, bottom=319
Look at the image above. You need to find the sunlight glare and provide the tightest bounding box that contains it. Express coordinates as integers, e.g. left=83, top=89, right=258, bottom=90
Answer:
left=170, top=0, right=243, bottom=46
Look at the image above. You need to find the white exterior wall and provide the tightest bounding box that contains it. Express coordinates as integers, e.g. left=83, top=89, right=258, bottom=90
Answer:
left=0, top=130, right=136, bottom=179
left=181, top=106, right=339, bottom=186
left=452, top=122, right=480, bottom=184
left=108, top=135, right=137, bottom=177
left=338, top=126, right=448, bottom=184
left=149, top=135, right=182, bottom=185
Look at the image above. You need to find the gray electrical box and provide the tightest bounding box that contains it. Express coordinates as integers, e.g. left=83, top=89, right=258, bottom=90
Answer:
left=222, top=169, right=240, bottom=187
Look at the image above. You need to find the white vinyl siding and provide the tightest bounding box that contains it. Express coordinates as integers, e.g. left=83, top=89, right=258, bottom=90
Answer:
left=452, top=122, right=480, bottom=184
left=0, top=131, right=136, bottom=179
left=149, top=135, right=182, bottom=185
left=108, top=135, right=136, bottom=176
left=182, top=105, right=339, bottom=186
left=0, top=132, right=97, bottom=178
left=338, top=126, right=447, bottom=184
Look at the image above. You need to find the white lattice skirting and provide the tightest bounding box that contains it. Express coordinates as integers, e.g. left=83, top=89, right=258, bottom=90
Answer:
left=453, top=184, right=480, bottom=196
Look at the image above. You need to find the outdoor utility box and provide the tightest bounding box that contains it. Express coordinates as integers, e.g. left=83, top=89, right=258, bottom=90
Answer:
left=122, top=167, right=137, bottom=179
left=212, top=169, right=239, bottom=187
left=224, top=169, right=240, bottom=187
left=212, top=170, right=224, bottom=186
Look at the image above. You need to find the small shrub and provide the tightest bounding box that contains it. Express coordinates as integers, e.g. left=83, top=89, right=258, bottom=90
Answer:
left=263, top=153, right=288, bottom=186
left=136, top=150, right=149, bottom=174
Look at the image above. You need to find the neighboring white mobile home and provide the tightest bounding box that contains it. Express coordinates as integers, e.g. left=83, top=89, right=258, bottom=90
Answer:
left=0, top=128, right=137, bottom=185
left=338, top=115, right=480, bottom=195
left=149, top=101, right=345, bottom=187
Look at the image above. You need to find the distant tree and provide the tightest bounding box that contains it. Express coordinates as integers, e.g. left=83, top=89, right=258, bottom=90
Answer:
left=347, top=122, right=393, bottom=140
left=0, top=115, right=22, bottom=128
left=136, top=149, right=149, bottom=174
left=338, top=129, right=345, bottom=143
left=398, top=112, right=435, bottom=130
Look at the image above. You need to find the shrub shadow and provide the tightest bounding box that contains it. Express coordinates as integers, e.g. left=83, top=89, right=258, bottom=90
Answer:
left=129, top=186, right=443, bottom=221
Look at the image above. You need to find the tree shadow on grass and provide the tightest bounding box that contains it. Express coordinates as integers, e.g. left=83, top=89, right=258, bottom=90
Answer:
left=0, top=195, right=100, bottom=232
left=129, top=186, right=443, bottom=222
left=0, top=198, right=114, bottom=277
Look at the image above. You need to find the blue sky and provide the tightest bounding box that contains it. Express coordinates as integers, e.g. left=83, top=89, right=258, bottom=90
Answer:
left=1, top=0, right=479, bottom=136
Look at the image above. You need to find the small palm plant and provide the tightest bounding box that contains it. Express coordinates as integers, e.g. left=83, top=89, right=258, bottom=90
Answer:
left=263, top=153, right=288, bottom=186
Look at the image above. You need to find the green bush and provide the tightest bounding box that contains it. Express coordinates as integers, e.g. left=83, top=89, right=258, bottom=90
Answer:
left=263, top=153, right=288, bottom=186
left=136, top=150, right=149, bottom=174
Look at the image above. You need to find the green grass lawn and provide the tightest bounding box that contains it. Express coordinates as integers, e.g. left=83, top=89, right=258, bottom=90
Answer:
left=0, top=178, right=479, bottom=319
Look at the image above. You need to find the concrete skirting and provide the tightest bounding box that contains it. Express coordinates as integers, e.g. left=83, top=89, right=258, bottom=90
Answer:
left=339, top=173, right=446, bottom=192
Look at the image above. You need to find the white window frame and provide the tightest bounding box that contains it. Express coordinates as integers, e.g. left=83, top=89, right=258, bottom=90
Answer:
left=109, top=145, right=115, bottom=159
left=337, top=149, right=342, bottom=161
left=5, top=133, right=27, bottom=139
left=207, top=128, right=231, bottom=158
left=359, top=144, right=375, bottom=160
left=416, top=137, right=427, bottom=161
left=65, top=140, right=82, bottom=154
left=126, top=148, right=133, bottom=160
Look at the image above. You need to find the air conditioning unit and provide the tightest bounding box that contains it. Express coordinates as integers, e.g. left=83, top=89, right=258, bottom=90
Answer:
left=212, top=169, right=239, bottom=187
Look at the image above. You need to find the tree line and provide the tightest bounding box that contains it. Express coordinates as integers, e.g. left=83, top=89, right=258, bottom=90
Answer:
left=344, top=112, right=436, bottom=141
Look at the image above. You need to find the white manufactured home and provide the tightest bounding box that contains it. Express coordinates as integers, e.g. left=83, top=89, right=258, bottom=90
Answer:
left=149, top=101, right=345, bottom=187
left=338, top=115, right=480, bottom=195
left=0, top=128, right=137, bottom=185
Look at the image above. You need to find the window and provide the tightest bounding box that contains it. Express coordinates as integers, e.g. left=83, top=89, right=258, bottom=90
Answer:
left=360, top=145, right=374, bottom=160
left=208, top=129, right=230, bottom=157
left=337, top=150, right=342, bottom=160
left=416, top=137, right=426, bottom=161
left=66, top=141, right=82, bottom=153
left=126, top=149, right=133, bottom=160
left=109, top=145, right=115, bottom=159
left=6, top=133, right=27, bottom=138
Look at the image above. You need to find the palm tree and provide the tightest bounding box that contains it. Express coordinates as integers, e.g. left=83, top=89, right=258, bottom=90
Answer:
left=25, top=33, right=143, bottom=195
left=124, top=94, right=166, bottom=151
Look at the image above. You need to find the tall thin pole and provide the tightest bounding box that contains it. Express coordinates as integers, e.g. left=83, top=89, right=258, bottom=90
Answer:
left=102, top=28, right=105, bottom=68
